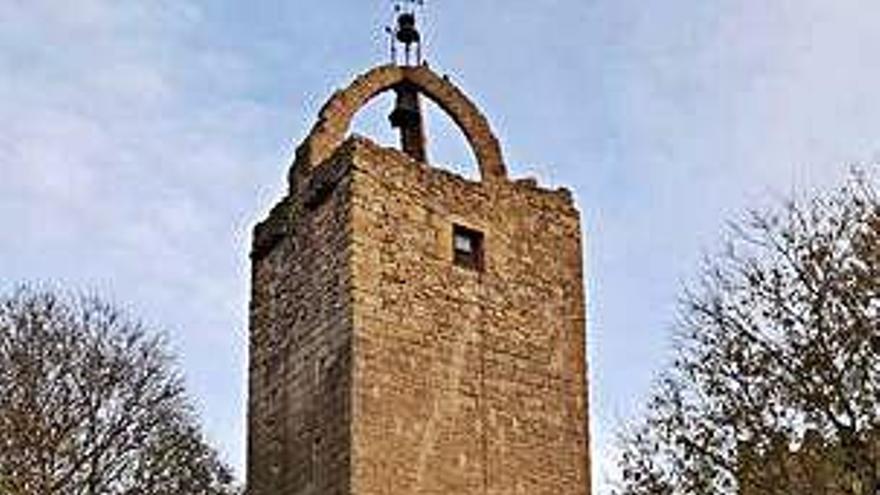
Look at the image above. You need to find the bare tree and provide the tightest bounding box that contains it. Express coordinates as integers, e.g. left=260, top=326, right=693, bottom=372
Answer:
left=615, top=170, right=880, bottom=495
left=0, top=288, right=240, bottom=495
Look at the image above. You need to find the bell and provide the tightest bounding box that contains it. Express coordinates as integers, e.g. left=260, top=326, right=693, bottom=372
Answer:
left=389, top=86, right=421, bottom=129
left=395, top=13, right=421, bottom=45
left=388, top=83, right=427, bottom=163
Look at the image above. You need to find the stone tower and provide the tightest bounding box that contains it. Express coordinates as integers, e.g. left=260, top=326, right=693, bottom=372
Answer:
left=247, top=17, right=589, bottom=495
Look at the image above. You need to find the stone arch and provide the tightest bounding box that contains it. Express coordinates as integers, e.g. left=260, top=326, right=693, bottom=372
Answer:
left=298, top=64, right=507, bottom=182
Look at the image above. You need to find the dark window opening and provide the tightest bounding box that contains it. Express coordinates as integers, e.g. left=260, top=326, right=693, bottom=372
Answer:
left=453, top=224, right=484, bottom=271
left=309, top=435, right=323, bottom=483
left=267, top=386, right=281, bottom=413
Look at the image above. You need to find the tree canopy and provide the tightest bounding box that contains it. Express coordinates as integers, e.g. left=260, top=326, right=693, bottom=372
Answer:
left=0, top=287, right=240, bottom=495
left=615, top=170, right=879, bottom=495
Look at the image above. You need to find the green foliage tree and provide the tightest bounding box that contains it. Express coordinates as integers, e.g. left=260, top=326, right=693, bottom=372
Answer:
left=0, top=287, right=240, bottom=495
left=615, top=171, right=879, bottom=495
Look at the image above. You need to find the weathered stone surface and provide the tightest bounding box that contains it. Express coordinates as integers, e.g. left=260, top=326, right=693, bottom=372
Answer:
left=248, top=145, right=355, bottom=495
left=247, top=64, right=590, bottom=495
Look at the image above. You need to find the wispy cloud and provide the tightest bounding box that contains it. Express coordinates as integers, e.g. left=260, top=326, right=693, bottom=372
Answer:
left=0, top=0, right=294, bottom=473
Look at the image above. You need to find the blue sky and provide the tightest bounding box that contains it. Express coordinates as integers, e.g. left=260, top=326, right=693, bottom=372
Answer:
left=1, top=1, right=877, bottom=492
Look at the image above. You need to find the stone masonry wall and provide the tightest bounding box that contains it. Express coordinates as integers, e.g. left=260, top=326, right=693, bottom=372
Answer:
left=347, top=137, right=589, bottom=495
left=247, top=146, right=356, bottom=495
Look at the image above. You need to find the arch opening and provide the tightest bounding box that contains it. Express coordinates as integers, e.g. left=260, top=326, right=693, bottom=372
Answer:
left=348, top=91, right=480, bottom=181
left=349, top=92, right=400, bottom=150
left=299, top=65, right=507, bottom=182
left=423, top=98, right=480, bottom=181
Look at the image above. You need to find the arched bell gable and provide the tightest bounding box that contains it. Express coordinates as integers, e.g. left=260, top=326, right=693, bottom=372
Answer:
left=298, top=64, right=507, bottom=182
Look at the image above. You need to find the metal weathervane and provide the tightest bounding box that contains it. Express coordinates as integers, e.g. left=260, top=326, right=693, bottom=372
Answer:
left=385, top=0, right=426, bottom=66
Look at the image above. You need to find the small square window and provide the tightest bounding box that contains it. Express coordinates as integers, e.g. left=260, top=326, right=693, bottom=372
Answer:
left=452, top=224, right=484, bottom=271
